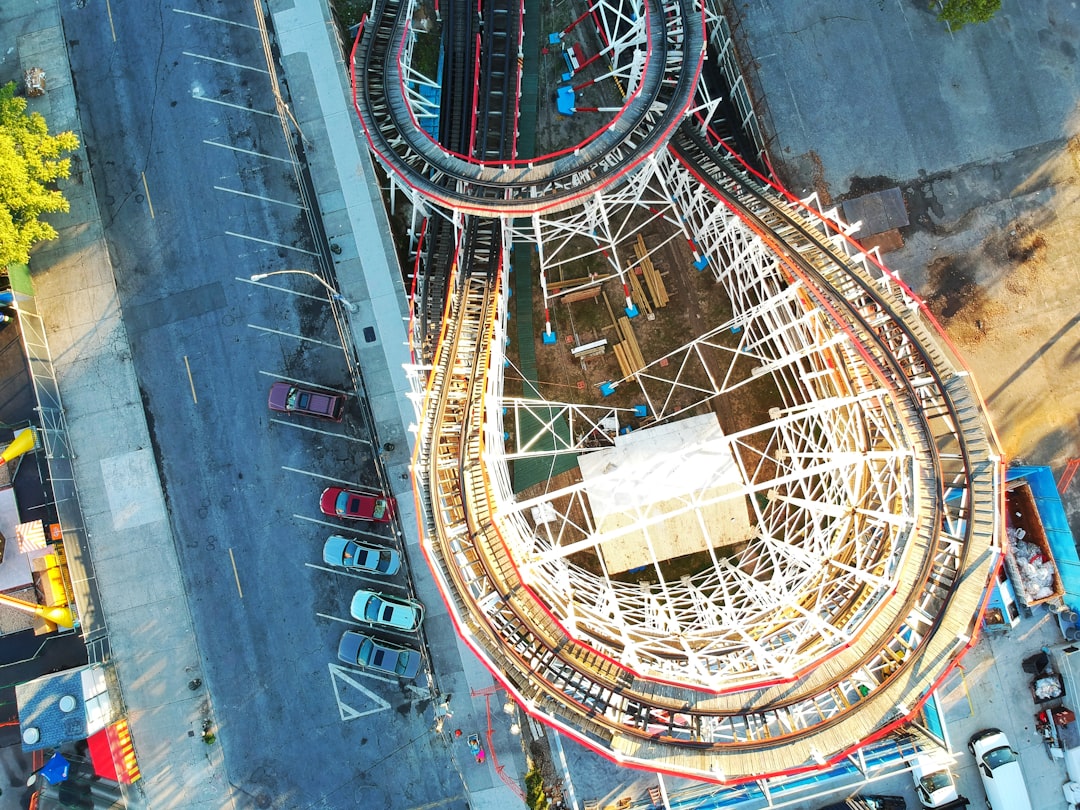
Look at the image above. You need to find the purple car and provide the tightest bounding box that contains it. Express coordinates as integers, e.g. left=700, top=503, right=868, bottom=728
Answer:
left=267, top=381, right=345, bottom=421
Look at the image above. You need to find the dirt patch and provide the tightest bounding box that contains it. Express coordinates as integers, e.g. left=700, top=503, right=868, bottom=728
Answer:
left=921, top=214, right=1054, bottom=351
left=805, top=149, right=830, bottom=204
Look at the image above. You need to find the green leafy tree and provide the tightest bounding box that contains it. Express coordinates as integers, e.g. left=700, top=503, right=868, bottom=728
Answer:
left=525, top=764, right=550, bottom=810
left=0, top=81, right=79, bottom=266
left=934, top=0, right=1002, bottom=30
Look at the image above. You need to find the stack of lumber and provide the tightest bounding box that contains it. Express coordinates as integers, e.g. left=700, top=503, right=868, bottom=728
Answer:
left=613, top=316, right=645, bottom=377
left=561, top=285, right=601, bottom=303
left=626, top=264, right=652, bottom=316
left=634, top=234, right=669, bottom=308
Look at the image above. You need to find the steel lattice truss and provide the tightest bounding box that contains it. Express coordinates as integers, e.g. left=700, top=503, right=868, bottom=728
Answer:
left=361, top=0, right=1003, bottom=786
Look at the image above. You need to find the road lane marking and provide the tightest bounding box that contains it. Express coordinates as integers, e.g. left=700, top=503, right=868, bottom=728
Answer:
left=182, top=51, right=269, bottom=73
left=203, top=140, right=293, bottom=163
left=183, top=356, right=197, bottom=403
left=141, top=172, right=155, bottom=218
left=228, top=548, right=243, bottom=598
left=172, top=8, right=259, bottom=29
left=191, top=92, right=277, bottom=118
left=214, top=186, right=304, bottom=208
left=246, top=324, right=341, bottom=350
left=227, top=231, right=319, bottom=255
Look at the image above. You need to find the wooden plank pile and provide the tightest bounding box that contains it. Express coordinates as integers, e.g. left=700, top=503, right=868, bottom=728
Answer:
left=634, top=234, right=669, bottom=308
left=613, top=315, right=645, bottom=377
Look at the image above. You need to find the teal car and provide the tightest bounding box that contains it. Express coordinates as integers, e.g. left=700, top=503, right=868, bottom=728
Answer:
left=322, top=535, right=400, bottom=575
left=349, top=589, right=423, bottom=632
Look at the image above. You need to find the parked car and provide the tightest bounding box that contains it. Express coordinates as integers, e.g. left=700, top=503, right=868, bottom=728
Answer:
left=818, top=797, right=905, bottom=810
left=350, top=589, right=423, bottom=631
left=322, top=535, right=400, bottom=575
left=968, top=728, right=1032, bottom=810
left=267, top=381, right=345, bottom=421
left=337, top=631, right=421, bottom=679
left=319, top=487, right=395, bottom=522
left=909, top=751, right=964, bottom=808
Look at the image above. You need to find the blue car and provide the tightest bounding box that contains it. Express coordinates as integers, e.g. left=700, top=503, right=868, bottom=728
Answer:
left=322, top=535, right=400, bottom=575
left=338, top=631, right=422, bottom=679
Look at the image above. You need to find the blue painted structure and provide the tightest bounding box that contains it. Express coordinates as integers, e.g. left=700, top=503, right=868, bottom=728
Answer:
left=1007, top=465, right=1080, bottom=613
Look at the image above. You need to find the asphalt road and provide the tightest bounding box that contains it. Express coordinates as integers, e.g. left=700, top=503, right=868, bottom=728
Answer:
left=58, top=2, right=463, bottom=807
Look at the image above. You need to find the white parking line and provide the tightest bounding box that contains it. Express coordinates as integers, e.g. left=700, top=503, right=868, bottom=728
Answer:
left=182, top=51, right=269, bottom=73
left=204, top=140, right=293, bottom=163
left=317, top=612, right=356, bottom=626
left=316, top=615, right=416, bottom=650
left=330, top=662, right=398, bottom=689
left=191, top=92, right=278, bottom=118
left=270, top=419, right=372, bottom=446
left=305, top=562, right=409, bottom=592
left=328, top=664, right=394, bottom=721
left=243, top=278, right=325, bottom=302
left=173, top=7, right=259, bottom=28
left=283, top=468, right=357, bottom=484
left=215, top=186, right=304, bottom=208
left=295, top=515, right=395, bottom=542
left=227, top=231, right=319, bottom=256
left=246, top=324, right=342, bottom=350
left=256, top=370, right=351, bottom=394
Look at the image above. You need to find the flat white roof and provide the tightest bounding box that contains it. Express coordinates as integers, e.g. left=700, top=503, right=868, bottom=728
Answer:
left=577, top=412, right=754, bottom=574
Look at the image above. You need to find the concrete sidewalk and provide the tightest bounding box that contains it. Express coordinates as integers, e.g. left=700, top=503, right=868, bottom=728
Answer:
left=4, top=0, right=529, bottom=807
left=5, top=1, right=229, bottom=808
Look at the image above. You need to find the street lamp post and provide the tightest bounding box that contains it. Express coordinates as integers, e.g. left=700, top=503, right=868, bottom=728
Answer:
left=249, top=270, right=359, bottom=313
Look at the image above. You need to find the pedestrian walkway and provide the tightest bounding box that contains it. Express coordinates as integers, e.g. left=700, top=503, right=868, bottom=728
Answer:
left=5, top=1, right=228, bottom=807
left=4, top=0, right=530, bottom=807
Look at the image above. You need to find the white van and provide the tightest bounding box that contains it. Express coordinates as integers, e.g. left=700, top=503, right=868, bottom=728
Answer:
left=909, top=750, right=961, bottom=808
left=968, top=728, right=1033, bottom=810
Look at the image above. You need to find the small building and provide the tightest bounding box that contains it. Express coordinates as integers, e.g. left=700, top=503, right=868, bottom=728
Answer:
left=16, top=664, right=119, bottom=751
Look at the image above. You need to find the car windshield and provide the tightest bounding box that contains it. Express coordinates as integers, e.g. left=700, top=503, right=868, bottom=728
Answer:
left=394, top=653, right=409, bottom=675
left=920, top=772, right=951, bottom=792
left=336, top=492, right=350, bottom=513
left=285, top=387, right=299, bottom=408
left=364, top=596, right=383, bottom=621
left=372, top=499, right=387, bottom=519
left=984, top=745, right=1017, bottom=769
left=376, top=551, right=393, bottom=572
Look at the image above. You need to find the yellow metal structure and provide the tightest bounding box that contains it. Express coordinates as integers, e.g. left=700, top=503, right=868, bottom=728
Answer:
left=0, top=428, right=37, bottom=466
left=0, top=592, right=74, bottom=628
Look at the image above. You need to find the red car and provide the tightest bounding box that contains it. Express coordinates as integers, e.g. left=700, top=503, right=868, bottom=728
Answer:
left=268, top=382, right=345, bottom=422
left=320, top=487, right=396, bottom=523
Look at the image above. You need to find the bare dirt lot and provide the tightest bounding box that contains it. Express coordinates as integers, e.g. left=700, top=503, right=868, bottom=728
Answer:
left=729, top=2, right=1080, bottom=524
